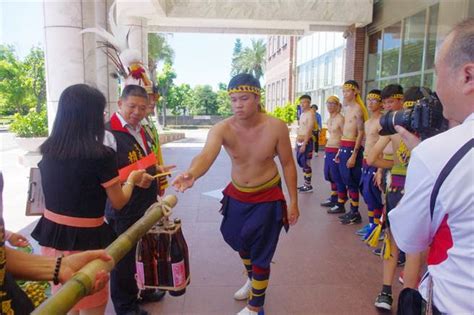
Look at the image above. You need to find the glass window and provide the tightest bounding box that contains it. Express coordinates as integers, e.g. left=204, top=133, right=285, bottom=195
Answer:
left=399, top=75, right=421, bottom=88
left=335, top=48, right=343, bottom=85
left=423, top=72, right=435, bottom=90
left=425, top=3, right=439, bottom=70
left=379, top=78, right=399, bottom=87
left=325, top=54, right=334, bottom=86
left=282, top=79, right=287, bottom=104
left=271, top=83, right=276, bottom=107
left=367, top=31, right=382, bottom=80
left=365, top=81, right=379, bottom=96
left=381, top=21, right=402, bottom=77
left=312, top=60, right=317, bottom=90
left=312, top=33, right=318, bottom=61
left=321, top=32, right=327, bottom=55
left=276, top=81, right=281, bottom=105
left=318, top=60, right=325, bottom=89
left=306, top=64, right=311, bottom=90
left=401, top=10, right=426, bottom=74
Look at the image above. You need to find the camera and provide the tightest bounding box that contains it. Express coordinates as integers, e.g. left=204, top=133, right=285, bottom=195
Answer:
left=379, top=90, right=449, bottom=140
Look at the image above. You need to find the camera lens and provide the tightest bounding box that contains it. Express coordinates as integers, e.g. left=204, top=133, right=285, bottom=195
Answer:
left=379, top=111, right=398, bottom=135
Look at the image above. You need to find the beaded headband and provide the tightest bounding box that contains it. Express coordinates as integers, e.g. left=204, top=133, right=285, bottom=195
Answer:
left=228, top=85, right=261, bottom=96
left=403, top=101, right=416, bottom=108
left=367, top=93, right=382, bottom=101
left=343, top=83, right=358, bottom=90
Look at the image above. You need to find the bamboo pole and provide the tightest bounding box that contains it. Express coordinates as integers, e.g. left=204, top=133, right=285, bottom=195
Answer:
left=32, top=195, right=178, bottom=315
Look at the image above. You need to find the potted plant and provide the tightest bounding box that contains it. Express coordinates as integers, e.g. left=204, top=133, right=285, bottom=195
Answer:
left=9, top=109, right=48, bottom=153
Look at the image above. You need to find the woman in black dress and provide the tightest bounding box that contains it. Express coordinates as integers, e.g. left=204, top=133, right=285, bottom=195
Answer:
left=32, top=84, right=144, bottom=315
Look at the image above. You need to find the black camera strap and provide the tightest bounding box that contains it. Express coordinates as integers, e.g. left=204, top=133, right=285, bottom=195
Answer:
left=429, top=138, right=474, bottom=220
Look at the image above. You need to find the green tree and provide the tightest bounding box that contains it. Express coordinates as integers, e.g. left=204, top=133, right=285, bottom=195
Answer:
left=216, top=83, right=231, bottom=116
left=190, top=85, right=217, bottom=115
left=148, top=33, right=175, bottom=85
left=23, top=46, right=46, bottom=113
left=167, top=83, right=193, bottom=115
left=0, top=45, right=46, bottom=116
left=230, top=38, right=242, bottom=76
left=0, top=45, right=32, bottom=115
left=156, top=63, right=177, bottom=126
left=233, top=39, right=266, bottom=80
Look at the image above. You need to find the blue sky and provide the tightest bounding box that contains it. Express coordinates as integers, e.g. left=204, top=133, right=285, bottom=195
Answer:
left=1, top=1, right=263, bottom=90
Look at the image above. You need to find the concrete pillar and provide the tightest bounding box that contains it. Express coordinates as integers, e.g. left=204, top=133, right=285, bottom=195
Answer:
left=124, top=16, right=148, bottom=67
left=343, top=24, right=366, bottom=92
left=43, top=0, right=118, bottom=129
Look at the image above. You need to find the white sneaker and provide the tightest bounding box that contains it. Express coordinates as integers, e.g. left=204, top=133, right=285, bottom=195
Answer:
left=236, top=306, right=264, bottom=315
left=233, top=278, right=252, bottom=300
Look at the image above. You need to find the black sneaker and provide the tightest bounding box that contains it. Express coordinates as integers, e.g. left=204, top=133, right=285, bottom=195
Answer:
left=298, top=185, right=313, bottom=193
left=374, top=292, right=393, bottom=311
left=327, top=204, right=345, bottom=214
left=397, top=251, right=406, bottom=266
left=340, top=212, right=362, bottom=225
left=338, top=211, right=351, bottom=220
left=372, top=248, right=382, bottom=256
left=320, top=199, right=336, bottom=207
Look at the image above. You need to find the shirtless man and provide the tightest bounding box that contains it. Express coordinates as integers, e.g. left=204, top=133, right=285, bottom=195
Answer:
left=357, top=89, right=384, bottom=237
left=296, top=95, right=316, bottom=193
left=321, top=96, right=348, bottom=214
left=172, top=73, right=299, bottom=315
left=337, top=80, right=368, bottom=224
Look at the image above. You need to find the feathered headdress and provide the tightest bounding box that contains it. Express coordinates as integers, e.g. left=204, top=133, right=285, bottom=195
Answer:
left=81, top=2, right=153, bottom=93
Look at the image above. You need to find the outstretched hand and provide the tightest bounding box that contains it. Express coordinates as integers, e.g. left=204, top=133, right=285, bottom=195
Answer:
left=60, top=250, right=113, bottom=294
left=172, top=172, right=195, bottom=193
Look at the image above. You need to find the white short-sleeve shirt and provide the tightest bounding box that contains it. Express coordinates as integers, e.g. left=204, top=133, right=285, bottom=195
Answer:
left=104, top=112, right=146, bottom=152
left=389, top=113, right=474, bottom=314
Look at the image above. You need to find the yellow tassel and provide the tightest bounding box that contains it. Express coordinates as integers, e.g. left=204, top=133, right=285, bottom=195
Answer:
left=365, top=223, right=382, bottom=248
left=382, top=233, right=391, bottom=260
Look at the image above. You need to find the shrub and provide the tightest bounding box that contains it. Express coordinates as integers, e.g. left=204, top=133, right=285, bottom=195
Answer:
left=9, top=109, right=48, bottom=137
left=270, top=102, right=296, bottom=125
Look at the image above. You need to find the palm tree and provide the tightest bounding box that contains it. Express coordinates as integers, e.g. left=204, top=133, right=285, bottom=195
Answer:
left=234, top=39, right=266, bottom=80
left=148, top=33, right=175, bottom=83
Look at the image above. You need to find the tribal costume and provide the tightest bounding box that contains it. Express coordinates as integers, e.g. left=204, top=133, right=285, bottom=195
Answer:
left=220, top=174, right=288, bottom=308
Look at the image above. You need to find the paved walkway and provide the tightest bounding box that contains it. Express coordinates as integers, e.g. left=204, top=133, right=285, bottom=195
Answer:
left=0, top=129, right=402, bottom=314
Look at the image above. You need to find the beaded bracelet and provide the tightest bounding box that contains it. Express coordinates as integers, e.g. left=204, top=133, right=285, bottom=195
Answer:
left=53, top=255, right=63, bottom=285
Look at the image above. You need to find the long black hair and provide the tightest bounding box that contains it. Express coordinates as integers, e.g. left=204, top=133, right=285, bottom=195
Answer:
left=41, top=84, right=110, bottom=159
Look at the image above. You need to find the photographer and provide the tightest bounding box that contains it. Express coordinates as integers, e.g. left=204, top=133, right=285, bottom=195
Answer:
left=389, top=18, right=474, bottom=314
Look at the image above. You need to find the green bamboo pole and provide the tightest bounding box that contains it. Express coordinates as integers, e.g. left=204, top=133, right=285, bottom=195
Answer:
left=32, top=195, right=178, bottom=315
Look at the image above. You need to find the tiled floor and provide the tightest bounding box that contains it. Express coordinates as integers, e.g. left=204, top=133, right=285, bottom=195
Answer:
left=118, top=137, right=402, bottom=314
left=1, top=130, right=403, bottom=314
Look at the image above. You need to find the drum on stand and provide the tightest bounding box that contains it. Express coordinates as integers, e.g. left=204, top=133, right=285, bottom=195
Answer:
left=136, top=218, right=190, bottom=296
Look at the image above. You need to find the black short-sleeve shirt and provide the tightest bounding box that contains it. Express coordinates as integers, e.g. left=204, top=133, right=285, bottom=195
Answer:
left=31, top=149, right=119, bottom=251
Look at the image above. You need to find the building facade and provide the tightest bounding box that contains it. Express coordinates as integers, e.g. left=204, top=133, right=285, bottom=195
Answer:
left=264, top=35, right=296, bottom=113
left=366, top=0, right=474, bottom=93
left=295, top=32, right=346, bottom=122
